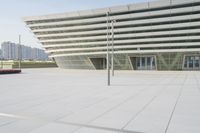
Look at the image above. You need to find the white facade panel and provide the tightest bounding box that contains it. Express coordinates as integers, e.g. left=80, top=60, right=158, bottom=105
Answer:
left=23, top=0, right=200, bottom=70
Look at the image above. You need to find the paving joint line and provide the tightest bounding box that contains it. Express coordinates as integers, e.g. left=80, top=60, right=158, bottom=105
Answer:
left=164, top=74, right=188, bottom=133
left=120, top=73, right=180, bottom=131
left=70, top=75, right=169, bottom=133
left=193, top=73, right=200, bottom=92
left=0, top=112, right=143, bottom=133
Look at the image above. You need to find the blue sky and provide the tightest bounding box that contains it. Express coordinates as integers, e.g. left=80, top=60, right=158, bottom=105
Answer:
left=0, top=0, right=153, bottom=48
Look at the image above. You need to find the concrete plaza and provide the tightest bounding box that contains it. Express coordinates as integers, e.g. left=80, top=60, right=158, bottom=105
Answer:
left=0, top=68, right=200, bottom=133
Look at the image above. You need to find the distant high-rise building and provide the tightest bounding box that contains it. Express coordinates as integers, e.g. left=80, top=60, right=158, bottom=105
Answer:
left=31, top=48, right=48, bottom=60
left=1, top=41, right=49, bottom=60
left=1, top=42, right=18, bottom=60
left=0, top=49, right=2, bottom=59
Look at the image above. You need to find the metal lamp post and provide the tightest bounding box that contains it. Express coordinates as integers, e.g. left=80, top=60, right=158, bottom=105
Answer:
left=111, top=20, right=116, bottom=77
left=18, top=35, right=21, bottom=70
left=106, top=12, right=110, bottom=86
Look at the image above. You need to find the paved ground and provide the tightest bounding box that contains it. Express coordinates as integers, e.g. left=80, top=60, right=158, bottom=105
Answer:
left=0, top=68, right=200, bottom=133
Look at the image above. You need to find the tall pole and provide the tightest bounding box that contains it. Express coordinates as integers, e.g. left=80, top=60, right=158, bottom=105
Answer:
left=106, top=12, right=110, bottom=86
left=18, top=35, right=21, bottom=70
left=111, top=20, right=116, bottom=77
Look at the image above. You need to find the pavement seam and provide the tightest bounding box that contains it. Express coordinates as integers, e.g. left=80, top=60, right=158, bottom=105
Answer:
left=164, top=74, right=187, bottom=133
left=70, top=74, right=169, bottom=133
left=0, top=112, right=143, bottom=133
left=120, top=74, right=179, bottom=131
left=194, top=73, right=200, bottom=92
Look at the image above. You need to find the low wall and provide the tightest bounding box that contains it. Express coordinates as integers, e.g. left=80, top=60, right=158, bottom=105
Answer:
left=0, top=61, right=57, bottom=69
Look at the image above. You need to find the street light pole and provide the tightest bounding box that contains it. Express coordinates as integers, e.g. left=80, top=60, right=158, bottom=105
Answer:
left=18, top=35, right=21, bottom=70
left=111, top=20, right=116, bottom=77
left=106, top=12, right=110, bottom=86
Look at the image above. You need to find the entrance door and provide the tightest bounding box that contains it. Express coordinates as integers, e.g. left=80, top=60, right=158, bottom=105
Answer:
left=134, top=56, right=156, bottom=70
left=184, top=55, right=200, bottom=70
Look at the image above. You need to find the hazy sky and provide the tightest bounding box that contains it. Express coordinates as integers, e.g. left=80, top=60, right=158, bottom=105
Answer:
left=0, top=0, right=153, bottom=48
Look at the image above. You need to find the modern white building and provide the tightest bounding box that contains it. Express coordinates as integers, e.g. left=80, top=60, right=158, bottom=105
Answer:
left=24, top=0, right=200, bottom=70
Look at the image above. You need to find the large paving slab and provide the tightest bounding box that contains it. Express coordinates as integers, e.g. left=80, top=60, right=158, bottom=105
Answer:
left=0, top=68, right=200, bottom=133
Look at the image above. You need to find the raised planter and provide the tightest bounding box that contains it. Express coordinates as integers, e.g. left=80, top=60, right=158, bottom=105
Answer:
left=0, top=69, right=21, bottom=74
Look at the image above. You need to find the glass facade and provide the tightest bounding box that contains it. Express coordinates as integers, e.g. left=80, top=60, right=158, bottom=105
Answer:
left=54, top=52, right=200, bottom=70
left=184, top=55, right=200, bottom=70
left=136, top=56, right=156, bottom=70
left=89, top=58, right=106, bottom=70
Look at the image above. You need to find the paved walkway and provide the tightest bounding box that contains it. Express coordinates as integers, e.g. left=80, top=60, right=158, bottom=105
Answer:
left=0, top=68, right=200, bottom=133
